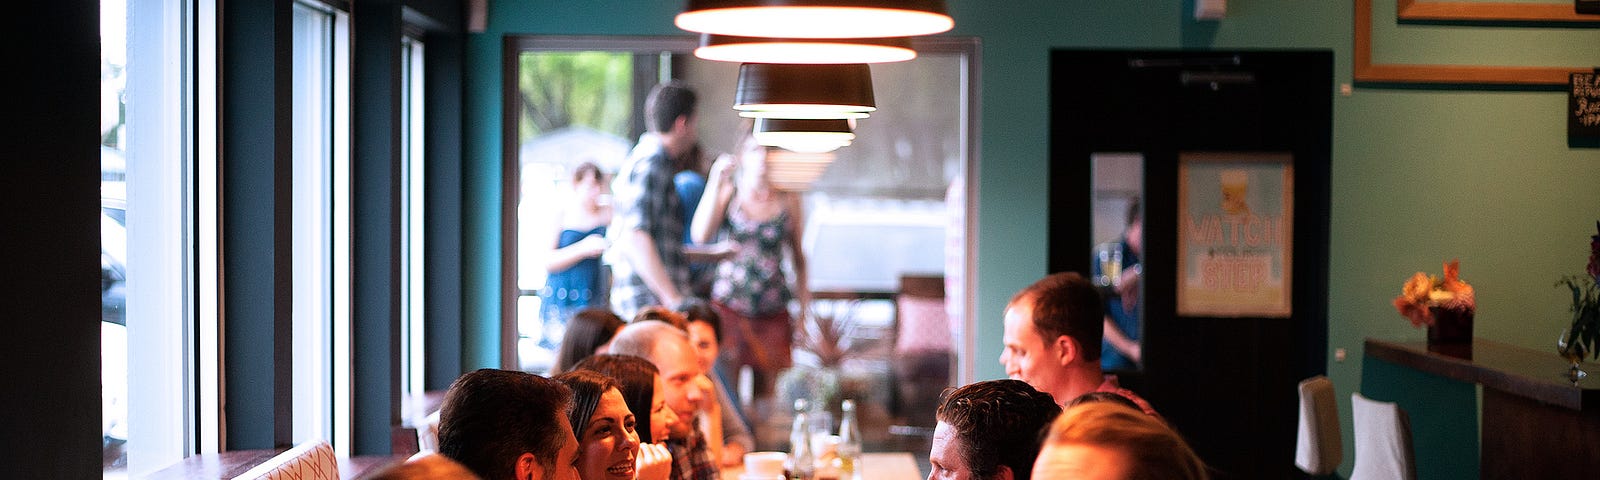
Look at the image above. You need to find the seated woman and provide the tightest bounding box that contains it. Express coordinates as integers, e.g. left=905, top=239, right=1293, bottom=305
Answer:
left=553, top=369, right=671, bottom=480
left=571, top=354, right=680, bottom=446
left=551, top=308, right=627, bottom=375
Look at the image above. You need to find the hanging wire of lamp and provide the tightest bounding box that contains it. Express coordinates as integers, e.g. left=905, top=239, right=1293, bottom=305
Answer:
left=676, top=0, right=952, bottom=39
left=694, top=34, right=915, bottom=64
left=734, top=63, right=875, bottom=119
left=754, top=118, right=855, bottom=153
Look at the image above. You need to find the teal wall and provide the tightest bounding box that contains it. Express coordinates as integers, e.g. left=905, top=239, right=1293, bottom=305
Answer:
left=462, top=1, right=1600, bottom=477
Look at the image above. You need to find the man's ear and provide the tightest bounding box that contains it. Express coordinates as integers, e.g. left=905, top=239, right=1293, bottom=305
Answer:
left=1054, top=335, right=1079, bottom=367
left=515, top=452, right=542, bottom=480
left=991, top=463, right=1015, bottom=480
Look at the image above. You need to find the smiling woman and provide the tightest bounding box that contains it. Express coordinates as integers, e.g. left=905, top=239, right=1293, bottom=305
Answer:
left=555, top=370, right=669, bottom=480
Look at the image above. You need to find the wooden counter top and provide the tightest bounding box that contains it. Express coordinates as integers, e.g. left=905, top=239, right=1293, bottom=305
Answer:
left=1364, top=337, right=1600, bottom=410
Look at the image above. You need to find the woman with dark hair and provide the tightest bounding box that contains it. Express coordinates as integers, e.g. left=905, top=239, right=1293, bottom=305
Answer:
left=552, top=308, right=627, bottom=375
left=536, top=162, right=613, bottom=354
left=572, top=354, right=679, bottom=445
left=554, top=369, right=670, bottom=480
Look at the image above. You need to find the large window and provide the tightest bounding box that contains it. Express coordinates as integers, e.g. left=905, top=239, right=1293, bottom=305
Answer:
left=503, top=37, right=978, bottom=457
left=401, top=33, right=428, bottom=418
left=290, top=0, right=353, bottom=454
left=103, top=0, right=204, bottom=476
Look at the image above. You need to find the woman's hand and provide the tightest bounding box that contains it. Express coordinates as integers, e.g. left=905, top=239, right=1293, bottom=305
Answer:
left=708, top=154, right=737, bottom=205
left=574, top=233, right=609, bottom=258
left=634, top=442, right=673, bottom=480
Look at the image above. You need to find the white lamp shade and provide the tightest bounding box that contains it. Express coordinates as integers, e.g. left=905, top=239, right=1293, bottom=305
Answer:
left=694, top=35, right=916, bottom=64
left=676, top=0, right=953, bottom=39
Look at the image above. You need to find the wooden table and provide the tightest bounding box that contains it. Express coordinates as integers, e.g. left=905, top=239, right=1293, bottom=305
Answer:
left=142, top=448, right=406, bottom=480
left=720, top=452, right=922, bottom=480
left=1365, top=338, right=1600, bottom=479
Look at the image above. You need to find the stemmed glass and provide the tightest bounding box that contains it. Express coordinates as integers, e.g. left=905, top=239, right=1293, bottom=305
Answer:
left=1557, top=328, right=1588, bottom=383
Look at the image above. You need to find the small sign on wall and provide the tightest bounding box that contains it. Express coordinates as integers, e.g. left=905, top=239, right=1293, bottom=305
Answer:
left=1579, top=0, right=1600, bottom=15
left=1572, top=70, right=1600, bottom=148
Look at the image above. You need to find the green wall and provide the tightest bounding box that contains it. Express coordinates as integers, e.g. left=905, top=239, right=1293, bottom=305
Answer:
left=462, top=1, right=1600, bottom=477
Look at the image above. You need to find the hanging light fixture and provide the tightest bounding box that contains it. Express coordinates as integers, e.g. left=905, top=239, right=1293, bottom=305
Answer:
left=734, top=63, right=875, bottom=119
left=754, top=118, right=855, bottom=153
left=763, top=150, right=838, bottom=191
left=676, top=0, right=953, bottom=39
left=695, top=34, right=915, bottom=64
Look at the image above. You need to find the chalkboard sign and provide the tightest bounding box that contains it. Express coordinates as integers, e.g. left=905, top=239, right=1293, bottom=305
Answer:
left=1573, top=71, right=1600, bottom=146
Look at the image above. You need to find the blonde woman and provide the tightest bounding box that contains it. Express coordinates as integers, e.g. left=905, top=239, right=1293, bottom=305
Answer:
left=690, top=134, right=809, bottom=403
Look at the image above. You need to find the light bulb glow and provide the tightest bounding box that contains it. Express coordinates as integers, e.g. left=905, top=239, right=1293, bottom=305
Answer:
left=695, top=42, right=915, bottom=64
left=755, top=131, right=855, bottom=153
left=735, top=104, right=874, bottom=119
left=676, top=7, right=953, bottom=38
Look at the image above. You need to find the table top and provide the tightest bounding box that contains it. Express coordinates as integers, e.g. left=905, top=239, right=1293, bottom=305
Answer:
left=720, top=452, right=922, bottom=480
left=142, top=448, right=405, bottom=480
left=1365, top=337, right=1600, bottom=410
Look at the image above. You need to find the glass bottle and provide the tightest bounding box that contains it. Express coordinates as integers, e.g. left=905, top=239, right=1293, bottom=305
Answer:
left=788, top=398, right=815, bottom=480
left=836, top=399, right=862, bottom=480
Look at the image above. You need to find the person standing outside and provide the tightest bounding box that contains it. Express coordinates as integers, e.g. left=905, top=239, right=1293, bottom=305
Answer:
left=610, top=82, right=700, bottom=319
left=1100, top=199, right=1143, bottom=371
left=537, top=162, right=612, bottom=353
left=690, top=133, right=810, bottom=405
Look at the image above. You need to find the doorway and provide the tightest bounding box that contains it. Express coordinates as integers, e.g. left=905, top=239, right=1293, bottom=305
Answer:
left=1049, top=50, right=1332, bottom=479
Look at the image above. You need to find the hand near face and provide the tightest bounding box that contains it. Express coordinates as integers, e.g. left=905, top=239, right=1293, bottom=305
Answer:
left=634, top=442, right=672, bottom=480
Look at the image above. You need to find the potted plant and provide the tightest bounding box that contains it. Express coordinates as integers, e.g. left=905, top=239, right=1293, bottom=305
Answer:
left=1555, top=221, right=1600, bottom=381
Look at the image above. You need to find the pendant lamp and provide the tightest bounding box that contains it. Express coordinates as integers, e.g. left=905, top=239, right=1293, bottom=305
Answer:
left=754, top=118, right=855, bottom=153
left=734, top=63, right=875, bottom=119
left=676, top=0, right=953, bottom=39
left=695, top=34, right=915, bottom=64
left=763, top=150, right=838, bottom=191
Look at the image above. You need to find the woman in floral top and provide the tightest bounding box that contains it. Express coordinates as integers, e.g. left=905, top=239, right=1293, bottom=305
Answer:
left=690, top=132, right=809, bottom=403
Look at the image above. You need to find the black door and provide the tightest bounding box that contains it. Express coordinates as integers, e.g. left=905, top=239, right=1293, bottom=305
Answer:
left=1049, top=50, right=1332, bottom=479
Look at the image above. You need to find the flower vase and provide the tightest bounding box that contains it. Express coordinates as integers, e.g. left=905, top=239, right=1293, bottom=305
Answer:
left=1427, top=306, right=1474, bottom=359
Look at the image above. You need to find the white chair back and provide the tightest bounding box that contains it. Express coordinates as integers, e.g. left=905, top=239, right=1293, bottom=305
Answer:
left=1350, top=392, right=1415, bottom=480
left=230, top=439, right=339, bottom=480
left=1295, top=375, right=1342, bottom=475
left=416, top=409, right=442, bottom=453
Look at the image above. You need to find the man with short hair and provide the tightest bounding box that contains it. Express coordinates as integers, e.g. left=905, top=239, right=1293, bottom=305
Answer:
left=610, top=82, right=701, bottom=319
left=436, top=369, right=579, bottom=480
left=608, top=320, right=719, bottom=480
left=928, top=379, right=1062, bottom=480
left=999, top=272, right=1158, bottom=415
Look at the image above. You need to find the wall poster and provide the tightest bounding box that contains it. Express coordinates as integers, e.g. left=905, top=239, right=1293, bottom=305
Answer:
left=1177, top=152, right=1293, bottom=318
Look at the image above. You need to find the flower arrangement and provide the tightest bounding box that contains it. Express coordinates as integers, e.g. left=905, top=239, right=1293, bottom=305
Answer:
left=1555, top=222, right=1600, bottom=362
left=1392, top=259, right=1476, bottom=328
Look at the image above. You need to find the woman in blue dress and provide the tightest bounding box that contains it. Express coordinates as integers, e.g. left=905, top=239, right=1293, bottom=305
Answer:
left=538, top=162, right=612, bottom=351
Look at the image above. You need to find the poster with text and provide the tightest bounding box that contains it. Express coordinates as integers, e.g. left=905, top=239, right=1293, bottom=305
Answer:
left=1177, top=153, right=1293, bottom=318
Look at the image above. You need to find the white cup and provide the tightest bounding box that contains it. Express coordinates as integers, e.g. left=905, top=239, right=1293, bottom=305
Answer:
left=744, top=451, right=788, bottom=476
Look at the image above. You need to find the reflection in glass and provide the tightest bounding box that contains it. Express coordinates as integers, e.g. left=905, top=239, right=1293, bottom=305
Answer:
left=1092, top=153, right=1144, bottom=372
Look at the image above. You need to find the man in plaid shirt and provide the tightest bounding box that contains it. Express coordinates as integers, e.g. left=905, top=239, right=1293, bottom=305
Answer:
left=610, top=82, right=699, bottom=319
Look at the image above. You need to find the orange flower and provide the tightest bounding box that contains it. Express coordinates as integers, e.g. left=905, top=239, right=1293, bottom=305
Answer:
left=1393, top=259, right=1475, bottom=328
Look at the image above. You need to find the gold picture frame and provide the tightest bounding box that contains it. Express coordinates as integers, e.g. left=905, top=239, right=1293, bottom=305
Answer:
left=1354, top=0, right=1599, bottom=85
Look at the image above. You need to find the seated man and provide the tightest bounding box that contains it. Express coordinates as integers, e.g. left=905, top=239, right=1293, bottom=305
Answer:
left=1032, top=402, right=1208, bottom=480
left=928, top=379, right=1062, bottom=480
left=436, top=369, right=579, bottom=480
left=608, top=320, right=720, bottom=480
left=999, top=272, right=1158, bottom=416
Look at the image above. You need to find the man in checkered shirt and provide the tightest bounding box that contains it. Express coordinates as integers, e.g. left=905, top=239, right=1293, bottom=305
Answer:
left=610, top=81, right=700, bottom=319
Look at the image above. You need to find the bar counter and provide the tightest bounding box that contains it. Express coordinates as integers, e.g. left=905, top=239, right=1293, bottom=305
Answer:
left=1364, top=337, right=1600, bottom=478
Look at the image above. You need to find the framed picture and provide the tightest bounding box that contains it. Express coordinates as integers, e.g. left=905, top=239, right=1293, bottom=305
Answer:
left=1176, top=152, right=1293, bottom=318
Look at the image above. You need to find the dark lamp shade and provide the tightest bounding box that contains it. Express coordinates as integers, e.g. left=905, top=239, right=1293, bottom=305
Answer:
left=676, top=0, right=952, bottom=38
left=695, top=34, right=915, bottom=64
left=734, top=63, right=875, bottom=119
